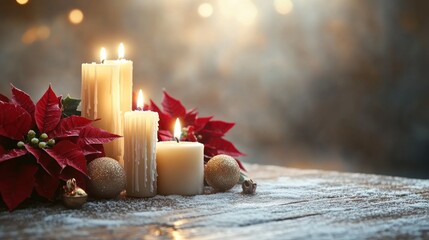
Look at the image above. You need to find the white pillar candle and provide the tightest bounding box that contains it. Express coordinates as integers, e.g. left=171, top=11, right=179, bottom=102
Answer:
left=156, top=119, right=204, bottom=195
left=124, top=90, right=159, bottom=197
left=81, top=44, right=132, bottom=166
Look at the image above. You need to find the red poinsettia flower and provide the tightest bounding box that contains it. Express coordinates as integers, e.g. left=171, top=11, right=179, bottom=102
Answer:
left=145, top=91, right=246, bottom=172
left=0, top=85, right=119, bottom=211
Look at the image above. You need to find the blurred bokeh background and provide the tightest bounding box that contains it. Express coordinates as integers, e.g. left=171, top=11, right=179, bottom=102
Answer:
left=1, top=0, right=428, bottom=178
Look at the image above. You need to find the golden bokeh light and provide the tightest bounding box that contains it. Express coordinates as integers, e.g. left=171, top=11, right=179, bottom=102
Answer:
left=274, top=0, right=293, bottom=15
left=21, top=26, right=50, bottom=44
left=198, top=3, right=213, bottom=18
left=16, top=0, right=29, bottom=5
left=235, top=0, right=258, bottom=26
left=69, top=9, right=84, bottom=25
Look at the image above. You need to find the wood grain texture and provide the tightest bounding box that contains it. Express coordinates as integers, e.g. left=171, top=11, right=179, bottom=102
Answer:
left=1, top=164, right=428, bottom=239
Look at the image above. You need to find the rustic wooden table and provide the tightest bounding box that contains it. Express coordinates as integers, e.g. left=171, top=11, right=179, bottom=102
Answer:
left=1, top=164, right=429, bottom=239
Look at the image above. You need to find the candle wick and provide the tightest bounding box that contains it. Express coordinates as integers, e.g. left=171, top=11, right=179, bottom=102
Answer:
left=101, top=59, right=105, bottom=64
left=174, top=137, right=180, bottom=143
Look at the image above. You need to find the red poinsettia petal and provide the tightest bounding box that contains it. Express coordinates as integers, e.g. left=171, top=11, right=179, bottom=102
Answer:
left=0, top=159, right=38, bottom=211
left=185, top=126, right=198, bottom=142
left=85, top=144, right=105, bottom=162
left=161, top=91, right=186, bottom=118
left=158, top=130, right=173, bottom=141
left=186, top=135, right=197, bottom=142
left=35, top=85, right=62, bottom=133
left=149, top=100, right=173, bottom=131
left=26, top=143, right=62, bottom=178
left=79, top=125, right=121, bottom=145
left=147, top=100, right=162, bottom=113
left=78, top=139, right=102, bottom=156
left=150, top=90, right=246, bottom=162
left=183, top=109, right=198, bottom=126
left=204, top=120, right=235, bottom=136
left=24, top=144, right=40, bottom=160
left=204, top=145, right=219, bottom=159
left=0, top=102, right=32, bottom=140
left=0, top=137, right=14, bottom=150
left=34, top=169, right=60, bottom=200
left=37, top=151, right=62, bottom=177
left=49, top=115, right=93, bottom=138
left=0, top=148, right=27, bottom=163
left=234, top=158, right=247, bottom=171
left=0, top=94, right=9, bottom=103
left=205, top=138, right=245, bottom=157
left=57, top=96, right=62, bottom=110
left=194, top=117, right=213, bottom=132
left=44, top=140, right=87, bottom=176
left=200, top=130, right=223, bottom=138
left=11, top=85, right=35, bottom=120
left=54, top=136, right=79, bottom=145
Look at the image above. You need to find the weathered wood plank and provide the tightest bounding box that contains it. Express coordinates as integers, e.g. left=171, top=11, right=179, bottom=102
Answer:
left=0, top=164, right=428, bottom=239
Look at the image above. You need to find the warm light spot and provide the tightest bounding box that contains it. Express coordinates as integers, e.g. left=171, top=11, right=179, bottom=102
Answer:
left=16, top=0, right=29, bottom=5
left=235, top=0, right=258, bottom=26
left=198, top=3, right=213, bottom=18
left=21, top=26, right=50, bottom=44
left=100, top=47, right=107, bottom=63
left=22, top=28, right=37, bottom=44
left=218, top=0, right=234, bottom=17
left=171, top=230, right=183, bottom=240
left=137, top=89, right=144, bottom=110
left=118, top=42, right=125, bottom=59
left=274, top=0, right=293, bottom=15
left=174, top=118, right=181, bottom=141
left=218, top=0, right=258, bottom=26
left=68, top=9, right=84, bottom=24
left=36, top=26, right=50, bottom=40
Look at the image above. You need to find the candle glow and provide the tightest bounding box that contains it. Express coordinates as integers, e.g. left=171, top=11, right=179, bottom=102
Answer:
left=118, top=43, right=125, bottom=59
left=137, top=89, right=144, bottom=110
left=100, top=47, right=107, bottom=63
left=174, top=118, right=181, bottom=141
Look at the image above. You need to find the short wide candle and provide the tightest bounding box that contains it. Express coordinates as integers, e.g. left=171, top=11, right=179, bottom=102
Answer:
left=156, top=141, right=204, bottom=195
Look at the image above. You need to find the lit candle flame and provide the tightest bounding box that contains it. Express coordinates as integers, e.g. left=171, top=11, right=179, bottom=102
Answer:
left=118, top=42, right=125, bottom=59
left=100, top=47, right=107, bottom=63
left=174, top=118, right=181, bottom=142
left=137, top=89, right=144, bottom=110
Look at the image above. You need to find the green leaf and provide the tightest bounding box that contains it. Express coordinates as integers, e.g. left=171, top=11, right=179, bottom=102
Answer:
left=62, top=95, right=81, bottom=117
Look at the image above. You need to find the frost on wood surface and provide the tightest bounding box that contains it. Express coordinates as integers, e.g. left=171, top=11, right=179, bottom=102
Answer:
left=0, top=164, right=428, bottom=240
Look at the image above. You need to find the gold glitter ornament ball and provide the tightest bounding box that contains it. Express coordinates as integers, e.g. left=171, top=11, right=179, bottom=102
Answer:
left=204, top=154, right=240, bottom=191
left=87, top=157, right=126, bottom=199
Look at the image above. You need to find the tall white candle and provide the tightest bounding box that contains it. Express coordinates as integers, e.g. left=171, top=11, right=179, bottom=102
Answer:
left=124, top=90, right=159, bottom=197
left=81, top=44, right=133, bottom=166
left=156, top=119, right=204, bottom=195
